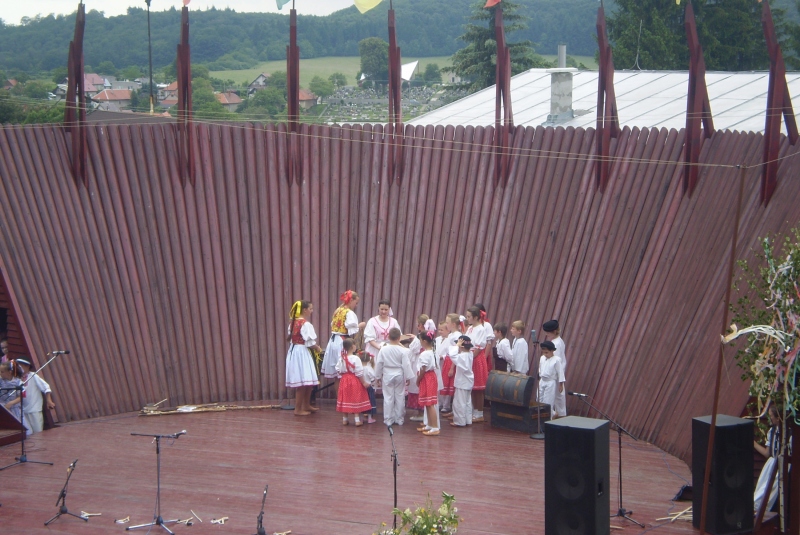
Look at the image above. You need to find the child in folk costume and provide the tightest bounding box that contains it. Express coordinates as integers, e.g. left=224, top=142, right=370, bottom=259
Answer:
left=543, top=320, right=567, bottom=417
left=321, top=290, right=366, bottom=381
left=404, top=333, right=425, bottom=422
left=494, top=323, right=513, bottom=372
left=415, top=330, right=441, bottom=436
left=465, top=306, right=490, bottom=422
left=0, top=360, right=31, bottom=434
left=754, top=405, right=787, bottom=512
left=364, top=300, right=402, bottom=361
left=473, top=303, right=495, bottom=369
left=439, top=314, right=460, bottom=414
left=335, top=339, right=372, bottom=426
left=449, top=336, right=474, bottom=427
left=285, top=300, right=321, bottom=416
left=537, top=341, right=564, bottom=418
left=360, top=351, right=378, bottom=424
left=14, top=357, right=55, bottom=434
left=509, top=320, right=530, bottom=375
left=418, top=314, right=436, bottom=334
left=375, top=328, right=413, bottom=426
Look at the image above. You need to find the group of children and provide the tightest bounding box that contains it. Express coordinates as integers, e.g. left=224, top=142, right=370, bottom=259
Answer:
left=284, top=291, right=570, bottom=434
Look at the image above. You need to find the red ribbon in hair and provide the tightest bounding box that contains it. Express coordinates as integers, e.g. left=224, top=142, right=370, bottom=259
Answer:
left=426, top=330, right=436, bottom=340
left=340, top=290, right=354, bottom=305
left=479, top=310, right=489, bottom=322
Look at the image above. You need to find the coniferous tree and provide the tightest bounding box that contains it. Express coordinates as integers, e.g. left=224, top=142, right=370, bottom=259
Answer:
left=444, top=0, right=551, bottom=93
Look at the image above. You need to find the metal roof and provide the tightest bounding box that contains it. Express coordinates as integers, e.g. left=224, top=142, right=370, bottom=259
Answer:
left=412, top=69, right=800, bottom=134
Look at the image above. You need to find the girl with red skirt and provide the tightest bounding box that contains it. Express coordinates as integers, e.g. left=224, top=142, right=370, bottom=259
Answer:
left=335, top=339, right=372, bottom=426
left=416, top=330, right=440, bottom=436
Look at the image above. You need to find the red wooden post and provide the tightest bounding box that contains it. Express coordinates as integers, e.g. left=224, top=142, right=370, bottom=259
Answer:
left=761, top=0, right=798, bottom=205
left=493, top=6, right=513, bottom=187
left=176, top=6, right=195, bottom=187
left=64, top=3, right=87, bottom=188
left=387, top=6, right=404, bottom=185
left=683, top=2, right=714, bottom=197
left=287, top=9, right=301, bottom=185
left=595, top=3, right=619, bottom=192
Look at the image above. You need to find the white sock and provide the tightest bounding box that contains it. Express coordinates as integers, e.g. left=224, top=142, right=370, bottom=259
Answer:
left=343, top=416, right=349, bottom=423
left=354, top=416, right=361, bottom=424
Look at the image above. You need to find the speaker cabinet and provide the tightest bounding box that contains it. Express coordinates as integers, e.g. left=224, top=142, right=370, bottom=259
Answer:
left=545, top=416, right=610, bottom=535
left=692, top=415, right=753, bottom=535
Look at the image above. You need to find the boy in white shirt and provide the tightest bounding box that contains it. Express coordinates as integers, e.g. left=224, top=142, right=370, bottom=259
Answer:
left=375, top=328, right=414, bottom=426
left=449, top=336, right=474, bottom=427
left=494, top=323, right=513, bottom=372
left=509, top=320, right=530, bottom=375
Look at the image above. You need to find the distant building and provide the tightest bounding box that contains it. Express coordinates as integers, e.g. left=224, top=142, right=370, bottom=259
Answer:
left=299, top=89, right=318, bottom=109
left=215, top=91, right=243, bottom=112
left=248, top=73, right=270, bottom=96
left=112, top=80, right=142, bottom=92
left=91, top=89, right=132, bottom=111
left=160, top=81, right=179, bottom=102
left=2, top=79, right=18, bottom=91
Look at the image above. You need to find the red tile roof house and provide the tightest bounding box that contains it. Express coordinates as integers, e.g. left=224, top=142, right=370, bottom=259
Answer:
left=215, top=91, right=243, bottom=112
left=91, top=89, right=132, bottom=111
left=159, top=81, right=179, bottom=101
left=299, top=89, right=318, bottom=110
left=83, top=73, right=107, bottom=97
left=2, top=79, right=18, bottom=91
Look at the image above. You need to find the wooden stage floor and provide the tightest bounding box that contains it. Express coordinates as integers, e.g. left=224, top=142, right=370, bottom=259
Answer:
left=0, top=402, right=699, bottom=535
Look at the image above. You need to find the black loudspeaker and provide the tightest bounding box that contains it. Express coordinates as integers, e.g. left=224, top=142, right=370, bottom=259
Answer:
left=545, top=416, right=610, bottom=535
left=692, top=415, right=753, bottom=535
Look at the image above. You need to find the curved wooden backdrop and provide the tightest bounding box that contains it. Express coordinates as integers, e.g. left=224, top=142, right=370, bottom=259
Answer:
left=1, top=121, right=799, bottom=464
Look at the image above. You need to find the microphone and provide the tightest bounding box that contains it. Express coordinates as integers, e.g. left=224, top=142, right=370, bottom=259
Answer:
left=387, top=425, right=393, bottom=436
left=172, top=430, right=187, bottom=439
left=50, top=350, right=70, bottom=355
left=529, top=329, right=537, bottom=343
left=568, top=391, right=588, bottom=398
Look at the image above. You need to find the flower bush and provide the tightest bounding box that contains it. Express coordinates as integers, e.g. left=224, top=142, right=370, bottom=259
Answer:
left=376, top=492, right=460, bottom=535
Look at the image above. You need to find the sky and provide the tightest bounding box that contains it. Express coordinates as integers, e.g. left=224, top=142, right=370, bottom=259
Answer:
left=0, top=0, right=355, bottom=26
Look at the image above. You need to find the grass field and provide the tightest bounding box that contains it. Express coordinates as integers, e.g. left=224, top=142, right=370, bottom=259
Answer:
left=210, top=54, right=597, bottom=88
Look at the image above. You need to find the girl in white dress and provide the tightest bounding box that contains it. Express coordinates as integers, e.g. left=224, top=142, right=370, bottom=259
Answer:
left=537, top=340, right=564, bottom=418
left=363, top=300, right=401, bottom=361
left=285, top=300, right=321, bottom=416
left=320, top=290, right=365, bottom=379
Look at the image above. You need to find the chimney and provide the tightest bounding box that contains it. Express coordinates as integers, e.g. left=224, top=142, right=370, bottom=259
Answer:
left=544, top=43, right=577, bottom=125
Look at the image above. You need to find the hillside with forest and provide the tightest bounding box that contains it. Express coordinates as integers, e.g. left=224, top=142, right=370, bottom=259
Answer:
left=0, top=0, right=599, bottom=74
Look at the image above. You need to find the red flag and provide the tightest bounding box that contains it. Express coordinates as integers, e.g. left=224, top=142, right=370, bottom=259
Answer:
left=484, top=0, right=502, bottom=7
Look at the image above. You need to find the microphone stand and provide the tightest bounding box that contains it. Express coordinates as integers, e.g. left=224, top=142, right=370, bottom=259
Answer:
left=0, top=384, right=53, bottom=470
left=45, top=459, right=88, bottom=525
left=572, top=394, right=643, bottom=528
left=528, top=331, right=545, bottom=440
left=388, top=425, right=399, bottom=530
left=127, top=431, right=185, bottom=534
left=253, top=484, right=268, bottom=535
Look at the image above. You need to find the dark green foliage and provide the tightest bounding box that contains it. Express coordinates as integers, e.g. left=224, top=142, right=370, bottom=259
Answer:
left=329, top=72, right=347, bottom=87
left=423, top=63, right=442, bottom=83
left=0, top=92, right=63, bottom=124
left=309, top=75, right=334, bottom=98
left=446, top=1, right=551, bottom=92
left=236, top=86, right=287, bottom=121
left=0, top=1, right=600, bottom=75
left=359, top=37, right=389, bottom=84
left=607, top=0, right=797, bottom=71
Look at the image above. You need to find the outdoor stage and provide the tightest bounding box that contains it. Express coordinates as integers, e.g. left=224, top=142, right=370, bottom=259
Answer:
left=0, top=402, right=699, bottom=535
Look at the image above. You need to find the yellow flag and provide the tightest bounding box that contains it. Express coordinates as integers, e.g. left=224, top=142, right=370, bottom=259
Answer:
left=354, top=0, right=383, bottom=14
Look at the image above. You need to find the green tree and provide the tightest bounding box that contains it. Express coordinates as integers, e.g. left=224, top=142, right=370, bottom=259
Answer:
left=266, top=71, right=287, bottom=94
left=192, top=65, right=211, bottom=81
left=22, top=102, right=64, bottom=124
left=236, top=86, right=286, bottom=121
left=120, top=66, right=142, bottom=81
left=444, top=0, right=550, bottom=93
left=97, top=60, right=116, bottom=75
left=423, top=63, right=442, bottom=84
left=607, top=0, right=790, bottom=71
left=51, top=66, right=68, bottom=85
left=23, top=81, right=51, bottom=100
left=0, top=92, right=23, bottom=124
left=309, top=75, right=334, bottom=99
left=328, top=72, right=347, bottom=88
left=358, top=37, right=389, bottom=85
left=190, top=77, right=231, bottom=119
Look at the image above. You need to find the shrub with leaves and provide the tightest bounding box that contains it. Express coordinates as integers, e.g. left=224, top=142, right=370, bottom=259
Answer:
left=730, top=229, right=800, bottom=424
left=376, top=492, right=460, bottom=535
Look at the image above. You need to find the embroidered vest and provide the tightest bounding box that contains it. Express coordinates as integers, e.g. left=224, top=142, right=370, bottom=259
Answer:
left=331, top=306, right=349, bottom=335
left=291, top=318, right=307, bottom=345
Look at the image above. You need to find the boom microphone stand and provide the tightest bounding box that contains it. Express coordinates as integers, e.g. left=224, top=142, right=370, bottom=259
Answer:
left=253, top=484, right=268, bottom=535
left=45, top=459, right=88, bottom=525
left=528, top=331, right=546, bottom=440
left=388, top=425, right=399, bottom=530
left=570, top=393, right=643, bottom=528
left=127, top=430, right=186, bottom=534
left=0, top=384, right=53, bottom=470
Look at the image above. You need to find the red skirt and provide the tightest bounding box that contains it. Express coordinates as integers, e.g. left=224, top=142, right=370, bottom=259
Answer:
left=440, top=356, right=455, bottom=396
left=418, top=370, right=438, bottom=406
left=472, top=348, right=488, bottom=391
left=406, top=392, right=422, bottom=410
left=336, top=373, right=371, bottom=413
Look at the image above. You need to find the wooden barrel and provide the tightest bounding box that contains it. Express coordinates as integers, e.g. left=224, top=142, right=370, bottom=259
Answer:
left=485, top=370, right=534, bottom=407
